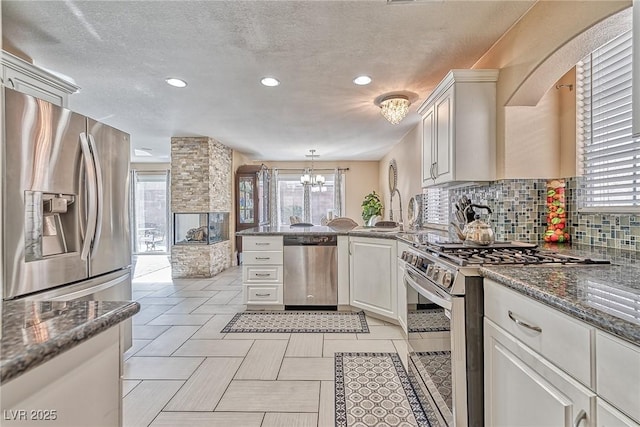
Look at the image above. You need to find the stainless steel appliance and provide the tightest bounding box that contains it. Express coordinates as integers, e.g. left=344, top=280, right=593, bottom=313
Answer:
left=2, top=88, right=132, bottom=344
left=398, top=234, right=610, bottom=426
left=283, top=235, right=337, bottom=307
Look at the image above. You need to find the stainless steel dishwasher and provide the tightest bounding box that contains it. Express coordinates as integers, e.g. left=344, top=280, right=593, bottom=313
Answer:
left=283, top=235, right=337, bottom=307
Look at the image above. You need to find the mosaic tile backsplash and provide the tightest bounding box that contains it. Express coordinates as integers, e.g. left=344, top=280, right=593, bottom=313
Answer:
left=428, top=178, right=640, bottom=251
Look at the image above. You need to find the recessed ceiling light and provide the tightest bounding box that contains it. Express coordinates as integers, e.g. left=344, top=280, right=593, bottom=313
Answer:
left=353, top=75, right=372, bottom=85
left=165, top=78, right=187, bottom=88
left=261, top=77, right=280, bottom=87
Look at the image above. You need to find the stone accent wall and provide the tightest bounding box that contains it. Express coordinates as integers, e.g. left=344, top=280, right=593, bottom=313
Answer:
left=171, top=242, right=231, bottom=278
left=170, top=137, right=233, bottom=277
left=171, top=137, right=232, bottom=212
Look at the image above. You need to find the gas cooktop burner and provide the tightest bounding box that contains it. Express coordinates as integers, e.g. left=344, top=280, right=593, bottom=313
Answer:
left=413, top=241, right=610, bottom=267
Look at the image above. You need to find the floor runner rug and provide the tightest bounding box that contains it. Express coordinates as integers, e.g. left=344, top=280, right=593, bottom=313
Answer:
left=335, top=352, right=430, bottom=427
left=221, top=311, right=369, bottom=333
left=415, top=351, right=452, bottom=413
left=408, top=309, right=450, bottom=333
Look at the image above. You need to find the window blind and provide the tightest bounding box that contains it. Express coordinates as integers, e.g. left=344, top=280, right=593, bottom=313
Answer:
left=423, top=187, right=449, bottom=226
left=577, top=30, right=640, bottom=210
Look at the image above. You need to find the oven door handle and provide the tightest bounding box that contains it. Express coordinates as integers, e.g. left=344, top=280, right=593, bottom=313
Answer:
left=404, top=269, right=452, bottom=310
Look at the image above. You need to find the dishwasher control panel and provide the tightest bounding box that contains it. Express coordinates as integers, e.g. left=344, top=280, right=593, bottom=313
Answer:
left=283, top=235, right=337, bottom=246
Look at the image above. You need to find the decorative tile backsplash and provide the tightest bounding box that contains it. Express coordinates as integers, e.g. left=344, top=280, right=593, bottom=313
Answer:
left=448, top=180, right=547, bottom=242
left=566, top=177, right=640, bottom=251
left=426, top=177, right=640, bottom=251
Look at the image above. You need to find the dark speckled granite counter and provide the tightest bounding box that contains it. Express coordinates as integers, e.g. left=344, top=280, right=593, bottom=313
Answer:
left=1, top=300, right=140, bottom=383
left=237, top=224, right=400, bottom=239
left=239, top=227, right=640, bottom=344
left=480, top=245, right=640, bottom=345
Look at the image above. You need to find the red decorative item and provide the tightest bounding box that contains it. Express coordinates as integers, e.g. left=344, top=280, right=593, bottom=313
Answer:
left=543, top=179, right=569, bottom=243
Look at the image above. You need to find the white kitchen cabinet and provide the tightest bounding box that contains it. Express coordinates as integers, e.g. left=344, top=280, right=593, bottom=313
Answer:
left=484, top=279, right=593, bottom=386
left=396, top=240, right=412, bottom=335
left=597, top=398, right=640, bottom=427
left=337, top=236, right=350, bottom=306
left=1, top=327, right=121, bottom=427
left=242, top=235, right=284, bottom=306
left=418, top=69, right=498, bottom=187
left=1, top=50, right=78, bottom=107
left=397, top=258, right=407, bottom=335
left=349, top=236, right=397, bottom=321
left=595, top=331, right=640, bottom=424
left=484, top=318, right=596, bottom=427
left=485, top=279, right=640, bottom=427
left=421, top=104, right=436, bottom=185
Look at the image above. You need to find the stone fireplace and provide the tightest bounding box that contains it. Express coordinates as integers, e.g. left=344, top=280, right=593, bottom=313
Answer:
left=170, top=137, right=232, bottom=278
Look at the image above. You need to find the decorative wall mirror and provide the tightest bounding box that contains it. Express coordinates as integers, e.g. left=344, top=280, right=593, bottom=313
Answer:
left=388, top=159, right=398, bottom=192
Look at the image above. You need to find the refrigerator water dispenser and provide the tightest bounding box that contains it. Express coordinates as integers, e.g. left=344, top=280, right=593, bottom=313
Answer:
left=25, top=191, right=77, bottom=261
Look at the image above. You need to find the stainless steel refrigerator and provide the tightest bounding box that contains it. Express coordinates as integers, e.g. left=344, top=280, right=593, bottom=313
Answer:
left=2, top=87, right=133, bottom=344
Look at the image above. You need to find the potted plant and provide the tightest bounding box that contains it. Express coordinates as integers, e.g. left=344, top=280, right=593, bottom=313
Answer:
left=361, top=191, right=383, bottom=224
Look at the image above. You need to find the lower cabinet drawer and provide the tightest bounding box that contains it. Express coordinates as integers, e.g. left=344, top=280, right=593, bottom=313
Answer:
left=244, top=285, right=283, bottom=305
left=596, top=331, right=640, bottom=424
left=484, top=279, right=593, bottom=386
left=243, top=265, right=282, bottom=283
left=597, top=398, right=640, bottom=426
left=243, top=251, right=283, bottom=265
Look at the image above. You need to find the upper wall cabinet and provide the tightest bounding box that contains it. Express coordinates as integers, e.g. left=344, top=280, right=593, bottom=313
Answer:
left=418, top=69, right=498, bottom=187
left=1, top=50, right=79, bottom=107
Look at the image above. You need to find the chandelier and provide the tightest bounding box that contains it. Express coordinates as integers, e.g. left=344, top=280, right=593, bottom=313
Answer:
left=300, top=149, right=325, bottom=189
left=379, top=95, right=410, bottom=125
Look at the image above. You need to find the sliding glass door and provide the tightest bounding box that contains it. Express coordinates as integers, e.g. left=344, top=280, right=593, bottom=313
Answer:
left=131, top=170, right=169, bottom=254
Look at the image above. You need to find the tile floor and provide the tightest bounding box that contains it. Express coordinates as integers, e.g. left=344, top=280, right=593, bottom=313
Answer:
left=123, top=256, right=408, bottom=427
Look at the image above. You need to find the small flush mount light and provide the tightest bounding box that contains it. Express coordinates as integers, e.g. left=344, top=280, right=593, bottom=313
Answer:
left=380, top=95, right=410, bottom=124
left=260, top=77, right=280, bottom=87
left=165, top=78, right=187, bottom=88
left=353, top=75, right=372, bottom=86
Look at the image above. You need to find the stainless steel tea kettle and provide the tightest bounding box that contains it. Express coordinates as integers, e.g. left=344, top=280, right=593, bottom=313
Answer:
left=451, top=204, right=495, bottom=246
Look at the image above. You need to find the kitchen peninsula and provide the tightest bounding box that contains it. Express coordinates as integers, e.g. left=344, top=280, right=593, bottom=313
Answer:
left=237, top=225, right=400, bottom=318
left=1, top=300, right=140, bottom=427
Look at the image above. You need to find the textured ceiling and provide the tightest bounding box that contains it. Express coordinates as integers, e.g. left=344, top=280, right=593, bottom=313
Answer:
left=2, top=0, right=534, bottom=162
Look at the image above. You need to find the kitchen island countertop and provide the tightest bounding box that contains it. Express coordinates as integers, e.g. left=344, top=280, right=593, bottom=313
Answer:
left=237, top=224, right=400, bottom=239
left=1, top=300, right=140, bottom=383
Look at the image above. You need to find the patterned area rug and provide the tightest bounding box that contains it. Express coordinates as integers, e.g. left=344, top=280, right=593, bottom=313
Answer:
left=335, top=352, right=430, bottom=427
left=408, top=309, right=450, bottom=332
left=220, top=311, right=369, bottom=333
left=415, top=351, right=452, bottom=412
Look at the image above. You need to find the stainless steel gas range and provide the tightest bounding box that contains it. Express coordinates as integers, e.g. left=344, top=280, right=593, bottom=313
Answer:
left=396, top=234, right=609, bottom=427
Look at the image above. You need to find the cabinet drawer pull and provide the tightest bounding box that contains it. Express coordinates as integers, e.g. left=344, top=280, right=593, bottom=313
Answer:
left=255, top=257, right=271, bottom=260
left=508, top=310, right=542, bottom=333
left=573, top=409, right=587, bottom=427
left=255, top=293, right=271, bottom=297
left=254, top=273, right=271, bottom=277
left=255, top=242, right=270, bottom=246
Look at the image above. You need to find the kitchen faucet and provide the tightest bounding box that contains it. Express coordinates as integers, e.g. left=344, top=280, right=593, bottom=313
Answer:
left=389, top=188, right=403, bottom=228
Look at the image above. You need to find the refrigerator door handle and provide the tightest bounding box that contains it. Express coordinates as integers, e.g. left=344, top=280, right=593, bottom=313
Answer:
left=80, top=132, right=98, bottom=261
left=88, top=134, right=104, bottom=258
left=78, top=151, right=87, bottom=239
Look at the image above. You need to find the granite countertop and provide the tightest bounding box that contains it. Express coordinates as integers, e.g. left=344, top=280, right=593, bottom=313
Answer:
left=1, top=300, right=140, bottom=383
left=237, top=224, right=401, bottom=239
left=480, top=246, right=640, bottom=345
left=239, top=227, right=640, bottom=344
